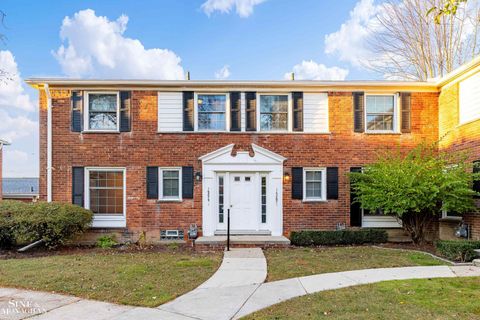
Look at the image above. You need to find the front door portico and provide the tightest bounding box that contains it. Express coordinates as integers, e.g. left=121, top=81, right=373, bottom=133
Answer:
left=199, top=144, right=286, bottom=237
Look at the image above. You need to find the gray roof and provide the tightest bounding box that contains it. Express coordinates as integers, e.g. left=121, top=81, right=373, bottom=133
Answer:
left=2, top=178, right=39, bottom=196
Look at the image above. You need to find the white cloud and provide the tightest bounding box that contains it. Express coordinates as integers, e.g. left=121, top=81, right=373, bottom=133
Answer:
left=215, top=65, right=231, bottom=79
left=201, top=0, right=266, bottom=18
left=0, top=50, right=35, bottom=111
left=0, top=109, right=38, bottom=142
left=284, top=60, right=349, bottom=80
left=53, top=9, right=184, bottom=79
left=324, top=0, right=383, bottom=67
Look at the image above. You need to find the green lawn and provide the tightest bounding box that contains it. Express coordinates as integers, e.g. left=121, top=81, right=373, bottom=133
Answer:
left=0, top=250, right=221, bottom=307
left=266, top=246, right=447, bottom=281
left=243, top=277, right=480, bottom=319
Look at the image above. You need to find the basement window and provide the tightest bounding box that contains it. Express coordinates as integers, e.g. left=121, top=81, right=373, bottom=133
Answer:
left=160, top=229, right=184, bottom=240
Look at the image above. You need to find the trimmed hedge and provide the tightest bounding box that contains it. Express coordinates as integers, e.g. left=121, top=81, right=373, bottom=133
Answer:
left=435, top=240, right=480, bottom=262
left=291, top=229, right=388, bottom=246
left=0, top=200, right=93, bottom=249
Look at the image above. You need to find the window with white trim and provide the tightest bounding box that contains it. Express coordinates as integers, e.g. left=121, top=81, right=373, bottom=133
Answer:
left=259, top=94, right=289, bottom=131
left=197, top=94, right=227, bottom=131
left=85, top=168, right=125, bottom=218
left=159, top=168, right=182, bottom=200
left=303, top=168, right=326, bottom=201
left=365, top=94, right=396, bottom=132
left=85, top=92, right=120, bottom=131
left=441, top=209, right=462, bottom=220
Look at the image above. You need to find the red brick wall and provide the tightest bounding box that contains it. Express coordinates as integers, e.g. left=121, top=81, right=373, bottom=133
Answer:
left=439, top=79, right=480, bottom=240
left=39, top=89, right=439, bottom=240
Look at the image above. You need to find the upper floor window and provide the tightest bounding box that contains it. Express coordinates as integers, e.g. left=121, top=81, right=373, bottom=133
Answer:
left=197, top=94, right=227, bottom=131
left=365, top=95, right=396, bottom=132
left=260, top=95, right=289, bottom=131
left=85, top=92, right=120, bottom=131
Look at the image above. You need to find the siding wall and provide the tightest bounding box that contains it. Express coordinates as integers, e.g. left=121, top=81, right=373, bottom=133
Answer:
left=157, top=92, right=183, bottom=132
left=303, top=93, right=329, bottom=133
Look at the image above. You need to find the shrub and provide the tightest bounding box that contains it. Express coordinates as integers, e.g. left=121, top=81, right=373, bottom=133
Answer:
left=290, top=229, right=388, bottom=246
left=0, top=201, right=30, bottom=248
left=96, top=235, right=118, bottom=249
left=0, top=200, right=93, bottom=249
left=435, top=240, right=480, bottom=262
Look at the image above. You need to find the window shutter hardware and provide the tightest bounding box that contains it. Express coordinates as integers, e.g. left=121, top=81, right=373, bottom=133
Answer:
left=71, top=91, right=83, bottom=132
left=146, top=167, right=159, bottom=199
left=291, top=167, right=303, bottom=199
left=120, top=91, right=132, bottom=132
left=353, top=92, right=365, bottom=133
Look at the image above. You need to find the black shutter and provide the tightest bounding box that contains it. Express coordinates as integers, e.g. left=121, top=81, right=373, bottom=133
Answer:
left=292, top=92, right=303, bottom=132
left=400, top=92, right=411, bottom=133
left=350, top=167, right=362, bottom=227
left=72, top=167, right=84, bottom=207
left=327, top=167, right=339, bottom=200
left=230, top=92, right=241, bottom=131
left=71, top=91, right=83, bottom=132
left=474, top=161, right=480, bottom=198
left=120, top=91, right=132, bottom=132
left=183, top=91, right=194, bottom=131
left=353, top=92, right=365, bottom=133
left=182, top=166, right=194, bottom=199
left=292, top=167, right=303, bottom=199
left=245, top=92, right=256, bottom=131
left=146, top=167, right=158, bottom=199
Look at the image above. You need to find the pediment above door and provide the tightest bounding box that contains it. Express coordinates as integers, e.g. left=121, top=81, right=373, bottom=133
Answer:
left=199, top=144, right=287, bottom=165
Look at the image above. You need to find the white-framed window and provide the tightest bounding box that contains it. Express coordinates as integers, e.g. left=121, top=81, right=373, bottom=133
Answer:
left=441, top=209, right=462, bottom=220
left=303, top=168, right=327, bottom=201
left=85, top=167, right=126, bottom=228
left=84, top=92, right=120, bottom=132
left=159, top=167, right=182, bottom=201
left=258, top=94, right=291, bottom=132
left=365, top=94, right=398, bottom=132
left=195, top=93, right=228, bottom=131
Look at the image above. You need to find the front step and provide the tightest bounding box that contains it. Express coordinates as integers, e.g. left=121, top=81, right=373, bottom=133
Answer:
left=194, top=235, right=290, bottom=251
left=214, top=230, right=272, bottom=236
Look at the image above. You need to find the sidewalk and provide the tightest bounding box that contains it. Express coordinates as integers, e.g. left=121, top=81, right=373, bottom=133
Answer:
left=0, top=248, right=479, bottom=320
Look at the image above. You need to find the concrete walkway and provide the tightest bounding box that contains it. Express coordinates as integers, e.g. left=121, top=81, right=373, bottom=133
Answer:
left=0, top=248, right=479, bottom=320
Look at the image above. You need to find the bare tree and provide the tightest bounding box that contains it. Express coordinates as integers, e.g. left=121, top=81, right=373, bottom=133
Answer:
left=0, top=10, right=9, bottom=83
left=367, top=0, right=480, bottom=80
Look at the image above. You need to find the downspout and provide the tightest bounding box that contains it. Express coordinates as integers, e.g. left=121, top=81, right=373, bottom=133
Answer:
left=45, top=84, right=52, bottom=202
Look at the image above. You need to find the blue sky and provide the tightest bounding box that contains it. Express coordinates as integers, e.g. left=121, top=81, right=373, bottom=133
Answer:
left=0, top=0, right=383, bottom=177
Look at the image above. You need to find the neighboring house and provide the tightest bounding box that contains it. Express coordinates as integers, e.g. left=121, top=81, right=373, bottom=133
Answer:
left=25, top=57, right=480, bottom=243
left=0, top=139, right=10, bottom=200
left=2, top=178, right=39, bottom=202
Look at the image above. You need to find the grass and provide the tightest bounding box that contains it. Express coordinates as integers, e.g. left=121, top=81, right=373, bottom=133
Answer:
left=265, top=246, right=446, bottom=281
left=0, top=250, right=221, bottom=307
left=243, top=277, right=480, bottom=319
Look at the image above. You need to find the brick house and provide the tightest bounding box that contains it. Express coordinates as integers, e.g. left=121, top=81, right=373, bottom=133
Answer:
left=25, top=57, right=480, bottom=243
left=0, top=139, right=10, bottom=200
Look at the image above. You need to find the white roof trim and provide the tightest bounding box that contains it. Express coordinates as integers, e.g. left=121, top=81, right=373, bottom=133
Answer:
left=199, top=143, right=286, bottom=164
left=25, top=78, right=435, bottom=88
left=0, top=139, right=10, bottom=146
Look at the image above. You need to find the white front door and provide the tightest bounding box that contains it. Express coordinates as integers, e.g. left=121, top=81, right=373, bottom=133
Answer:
left=229, top=173, right=258, bottom=231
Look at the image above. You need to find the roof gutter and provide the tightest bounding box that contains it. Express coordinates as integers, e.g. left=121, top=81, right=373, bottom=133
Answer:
left=0, top=139, right=10, bottom=151
left=45, top=84, right=52, bottom=202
